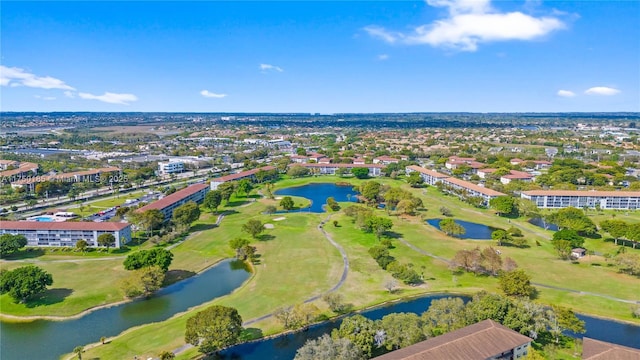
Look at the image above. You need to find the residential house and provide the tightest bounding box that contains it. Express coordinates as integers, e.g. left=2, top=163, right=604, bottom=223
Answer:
left=373, top=319, right=532, bottom=360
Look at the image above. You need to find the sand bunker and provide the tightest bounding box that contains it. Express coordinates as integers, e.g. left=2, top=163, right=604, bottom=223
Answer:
left=263, top=223, right=275, bottom=229
left=273, top=217, right=286, bottom=221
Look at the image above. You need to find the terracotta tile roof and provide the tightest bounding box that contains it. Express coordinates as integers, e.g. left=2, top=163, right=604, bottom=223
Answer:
left=443, top=177, right=506, bottom=197
left=136, top=183, right=209, bottom=213
left=296, top=163, right=385, bottom=168
left=211, top=166, right=276, bottom=183
left=582, top=338, right=640, bottom=359
left=522, top=190, right=640, bottom=197
left=0, top=220, right=130, bottom=231
left=0, top=162, right=38, bottom=178
left=502, top=170, right=533, bottom=179
left=375, top=156, right=400, bottom=161
left=373, top=319, right=532, bottom=360
left=406, top=165, right=449, bottom=178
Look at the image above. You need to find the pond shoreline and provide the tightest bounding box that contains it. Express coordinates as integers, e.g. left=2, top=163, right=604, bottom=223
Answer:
left=0, top=257, right=231, bottom=323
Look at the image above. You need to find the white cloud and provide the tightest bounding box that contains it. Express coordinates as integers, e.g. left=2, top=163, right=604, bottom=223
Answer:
left=0, top=65, right=75, bottom=90
left=34, top=95, right=56, bottom=100
left=377, top=54, right=390, bottom=60
left=584, top=86, right=620, bottom=96
left=260, top=64, right=284, bottom=73
left=64, top=91, right=76, bottom=98
left=365, top=0, right=566, bottom=51
left=557, top=90, right=576, bottom=97
left=363, top=26, right=402, bottom=44
left=200, top=90, right=227, bottom=98
left=78, top=92, right=138, bottom=105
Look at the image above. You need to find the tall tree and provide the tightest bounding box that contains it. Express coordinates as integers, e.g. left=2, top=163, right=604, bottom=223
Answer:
left=97, top=233, right=116, bottom=252
left=236, top=179, right=253, bottom=197
left=499, top=269, right=535, bottom=298
left=295, top=334, right=364, bottom=360
left=490, top=196, right=517, bottom=216
left=378, top=312, right=425, bottom=350
left=351, top=167, right=370, bottom=179
left=217, top=181, right=237, bottom=202
left=331, top=314, right=378, bottom=357
left=75, top=239, right=88, bottom=254
left=172, top=201, right=201, bottom=228
left=406, top=172, right=424, bottom=187
left=363, top=216, right=393, bottom=240
left=491, top=229, right=511, bottom=247
left=120, top=266, right=166, bottom=298
left=439, top=218, right=465, bottom=237
left=123, top=248, right=173, bottom=272
left=0, top=265, right=53, bottom=303
left=360, top=181, right=381, bottom=204
left=242, top=219, right=264, bottom=239
left=0, top=234, right=28, bottom=257
left=137, top=209, right=164, bottom=237
left=185, top=305, right=243, bottom=354
left=203, top=190, right=223, bottom=214
left=280, top=196, right=295, bottom=211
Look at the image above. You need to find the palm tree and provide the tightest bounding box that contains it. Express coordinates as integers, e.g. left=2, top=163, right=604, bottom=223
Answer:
left=73, top=346, right=84, bottom=360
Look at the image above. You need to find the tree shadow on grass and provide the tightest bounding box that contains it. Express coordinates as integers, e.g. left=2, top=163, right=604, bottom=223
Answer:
left=164, top=269, right=197, bottom=285
left=240, top=327, right=264, bottom=341
left=257, top=234, right=275, bottom=242
left=190, top=223, right=218, bottom=232
left=26, top=288, right=73, bottom=308
left=385, top=231, right=403, bottom=239
left=2, top=248, right=45, bottom=260
left=226, top=200, right=251, bottom=207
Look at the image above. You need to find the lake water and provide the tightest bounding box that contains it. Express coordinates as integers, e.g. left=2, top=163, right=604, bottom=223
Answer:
left=0, top=259, right=251, bottom=360
left=426, top=218, right=498, bottom=239
left=528, top=217, right=560, bottom=231
left=218, top=294, right=640, bottom=359
left=274, top=183, right=359, bottom=213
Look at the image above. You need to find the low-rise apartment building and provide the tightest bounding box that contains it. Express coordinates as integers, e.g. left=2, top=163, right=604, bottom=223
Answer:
left=0, top=160, right=39, bottom=183
left=210, top=166, right=277, bottom=190
left=521, top=190, right=640, bottom=210
left=406, top=165, right=505, bottom=206
left=158, top=160, right=184, bottom=175
left=294, top=163, right=384, bottom=177
left=0, top=221, right=131, bottom=248
left=405, top=165, right=449, bottom=186
left=136, top=183, right=209, bottom=222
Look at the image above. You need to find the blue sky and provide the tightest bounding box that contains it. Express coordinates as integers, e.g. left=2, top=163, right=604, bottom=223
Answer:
left=1, top=1, right=638, bottom=113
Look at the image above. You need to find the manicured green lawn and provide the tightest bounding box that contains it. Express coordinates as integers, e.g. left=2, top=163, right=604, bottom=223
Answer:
left=77, top=201, right=344, bottom=360
left=4, top=176, right=633, bottom=359
left=0, top=258, right=129, bottom=317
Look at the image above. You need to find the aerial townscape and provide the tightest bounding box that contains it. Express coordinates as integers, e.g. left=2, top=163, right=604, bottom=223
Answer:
left=1, top=1, right=639, bottom=360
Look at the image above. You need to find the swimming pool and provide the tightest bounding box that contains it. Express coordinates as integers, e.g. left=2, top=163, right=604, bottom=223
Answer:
left=29, top=216, right=55, bottom=222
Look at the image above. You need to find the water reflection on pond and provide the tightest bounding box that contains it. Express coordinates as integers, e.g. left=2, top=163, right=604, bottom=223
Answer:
left=274, top=183, right=359, bottom=213
left=426, top=218, right=498, bottom=239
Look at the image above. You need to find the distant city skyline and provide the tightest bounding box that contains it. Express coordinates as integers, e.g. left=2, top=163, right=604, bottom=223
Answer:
left=1, top=1, right=639, bottom=113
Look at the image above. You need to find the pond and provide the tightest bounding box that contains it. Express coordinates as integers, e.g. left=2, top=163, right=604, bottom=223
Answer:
left=274, top=183, right=359, bottom=213
left=529, top=217, right=559, bottom=231
left=217, top=294, right=640, bottom=359
left=426, top=218, right=499, bottom=239
left=0, top=259, right=251, bottom=360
